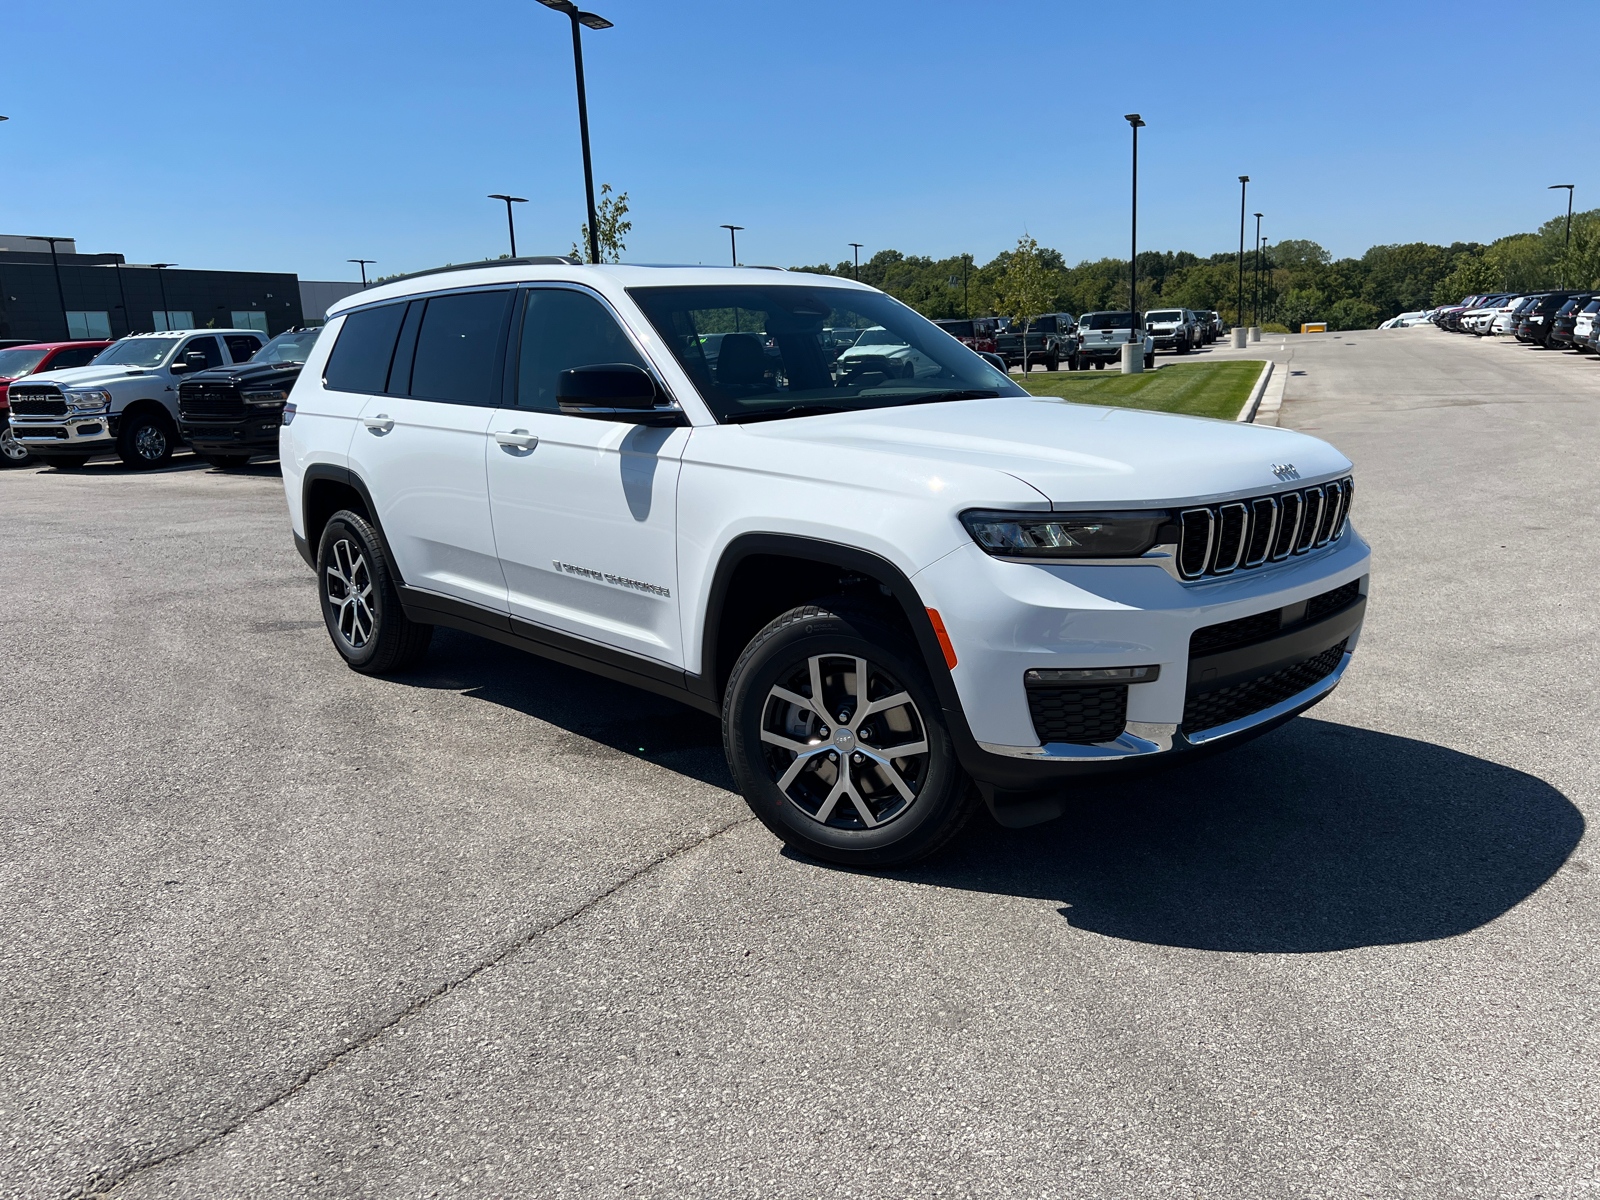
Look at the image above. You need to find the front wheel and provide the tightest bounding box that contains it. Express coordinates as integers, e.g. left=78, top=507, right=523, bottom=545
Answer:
left=0, top=426, right=31, bottom=467
left=722, top=600, right=976, bottom=867
left=316, top=510, right=433, bottom=674
left=117, top=412, right=175, bottom=469
left=1144, top=351, right=1156, bottom=369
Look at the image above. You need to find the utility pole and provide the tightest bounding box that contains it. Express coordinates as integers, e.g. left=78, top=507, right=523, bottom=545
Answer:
left=149, top=264, right=177, bottom=329
left=1253, top=213, right=1263, bottom=327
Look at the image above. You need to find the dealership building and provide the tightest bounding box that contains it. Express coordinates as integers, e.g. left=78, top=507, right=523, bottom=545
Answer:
left=0, top=235, right=363, bottom=343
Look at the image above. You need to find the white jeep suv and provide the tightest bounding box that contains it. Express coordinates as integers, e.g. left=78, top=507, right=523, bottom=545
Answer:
left=280, top=261, right=1369, bottom=866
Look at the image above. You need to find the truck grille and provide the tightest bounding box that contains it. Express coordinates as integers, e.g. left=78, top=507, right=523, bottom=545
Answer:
left=1026, top=683, right=1127, bottom=745
left=9, top=386, right=67, bottom=417
left=1183, top=639, right=1348, bottom=734
left=1176, top=477, right=1352, bottom=579
left=179, top=385, right=244, bottom=420
left=1188, top=579, right=1362, bottom=657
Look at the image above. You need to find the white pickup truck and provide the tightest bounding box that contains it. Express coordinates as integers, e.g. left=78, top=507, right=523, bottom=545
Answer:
left=1076, top=311, right=1155, bottom=369
left=6, top=328, right=266, bottom=469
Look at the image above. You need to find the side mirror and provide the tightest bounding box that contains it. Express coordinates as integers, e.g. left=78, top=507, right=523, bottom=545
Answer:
left=557, top=364, right=677, bottom=424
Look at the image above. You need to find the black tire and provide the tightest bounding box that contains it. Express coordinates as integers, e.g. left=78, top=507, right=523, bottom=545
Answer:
left=316, top=509, right=433, bottom=674
left=48, top=455, right=91, bottom=470
left=1093, top=359, right=1105, bottom=369
left=1175, top=335, right=1189, bottom=354
left=722, top=600, right=977, bottom=868
left=1144, top=351, right=1156, bottom=369
left=199, top=453, right=252, bottom=469
left=1068, top=354, right=1081, bottom=371
left=0, top=426, right=32, bottom=468
left=117, top=411, right=175, bottom=469
left=1047, top=352, right=1060, bottom=372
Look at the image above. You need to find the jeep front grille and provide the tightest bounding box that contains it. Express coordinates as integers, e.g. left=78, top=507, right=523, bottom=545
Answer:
left=1177, top=477, right=1352, bottom=580
left=1183, top=639, right=1348, bottom=733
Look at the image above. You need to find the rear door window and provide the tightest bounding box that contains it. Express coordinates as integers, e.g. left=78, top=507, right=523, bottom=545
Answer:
left=178, top=336, right=223, bottom=369
left=406, top=290, right=514, bottom=406
left=224, top=334, right=262, bottom=363
left=323, top=302, right=408, bottom=394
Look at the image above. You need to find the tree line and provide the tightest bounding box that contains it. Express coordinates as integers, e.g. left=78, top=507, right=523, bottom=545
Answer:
left=791, top=208, right=1600, bottom=331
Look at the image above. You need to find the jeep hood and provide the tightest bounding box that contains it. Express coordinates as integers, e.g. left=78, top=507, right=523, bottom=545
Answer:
left=740, top=396, right=1349, bottom=507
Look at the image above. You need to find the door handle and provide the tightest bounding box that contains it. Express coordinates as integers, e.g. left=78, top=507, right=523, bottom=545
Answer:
left=494, top=429, right=538, bottom=451
left=362, top=414, right=394, bottom=434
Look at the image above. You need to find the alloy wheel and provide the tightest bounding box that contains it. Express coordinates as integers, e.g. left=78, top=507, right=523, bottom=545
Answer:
left=0, top=427, right=29, bottom=464
left=325, top=538, right=375, bottom=649
left=134, top=423, right=168, bottom=461
left=759, top=653, right=930, bottom=830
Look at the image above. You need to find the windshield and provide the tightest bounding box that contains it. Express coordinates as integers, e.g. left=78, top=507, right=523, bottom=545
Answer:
left=0, top=348, right=48, bottom=378
left=251, top=329, right=321, bottom=364
left=1146, top=310, right=1182, bottom=323
left=1084, top=312, right=1136, bottom=330
left=627, top=284, right=1023, bottom=423
left=92, top=337, right=179, bottom=368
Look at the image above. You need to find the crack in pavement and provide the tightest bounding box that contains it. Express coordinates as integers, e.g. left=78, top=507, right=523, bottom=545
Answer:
left=77, top=813, right=756, bottom=1199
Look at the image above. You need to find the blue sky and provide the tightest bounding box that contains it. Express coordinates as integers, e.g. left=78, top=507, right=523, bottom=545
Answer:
left=3, top=2, right=1589, bottom=282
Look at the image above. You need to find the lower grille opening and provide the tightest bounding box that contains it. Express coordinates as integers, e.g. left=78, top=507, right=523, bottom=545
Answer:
left=1183, top=639, right=1347, bottom=734
left=1027, top=683, right=1128, bottom=746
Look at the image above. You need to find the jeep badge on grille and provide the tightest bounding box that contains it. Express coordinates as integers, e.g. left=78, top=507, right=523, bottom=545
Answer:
left=1272, top=463, right=1300, bottom=481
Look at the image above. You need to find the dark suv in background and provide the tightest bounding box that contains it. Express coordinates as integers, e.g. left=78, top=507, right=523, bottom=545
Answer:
left=177, top=328, right=322, bottom=467
left=1548, top=294, right=1596, bottom=349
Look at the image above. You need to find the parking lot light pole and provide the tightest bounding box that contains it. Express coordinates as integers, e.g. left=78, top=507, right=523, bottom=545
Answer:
left=1253, top=213, right=1263, bottom=327
left=348, top=259, right=375, bottom=288
left=488, top=195, right=527, bottom=258
left=1236, top=177, right=1249, bottom=331
left=720, top=225, right=743, bottom=267
left=849, top=243, right=863, bottom=281
left=536, top=0, right=613, bottom=266
left=1125, top=114, right=1145, bottom=344
left=149, top=264, right=177, bottom=330
left=1549, top=184, right=1575, bottom=287
left=963, top=253, right=971, bottom=319
left=28, top=236, right=72, bottom=339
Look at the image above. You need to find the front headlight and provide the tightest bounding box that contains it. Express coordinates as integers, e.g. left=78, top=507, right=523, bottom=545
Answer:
left=64, top=389, right=112, bottom=412
left=961, top=510, right=1171, bottom=558
left=242, top=390, right=289, bottom=406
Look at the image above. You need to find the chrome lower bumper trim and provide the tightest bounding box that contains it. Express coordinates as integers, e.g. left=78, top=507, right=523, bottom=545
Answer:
left=977, top=651, right=1352, bottom=761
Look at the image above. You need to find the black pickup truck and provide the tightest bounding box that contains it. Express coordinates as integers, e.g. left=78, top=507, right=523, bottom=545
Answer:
left=993, top=313, right=1078, bottom=371
left=177, top=328, right=321, bottom=467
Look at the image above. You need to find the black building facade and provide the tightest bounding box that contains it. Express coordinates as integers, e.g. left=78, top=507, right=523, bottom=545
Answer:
left=0, top=245, right=303, bottom=343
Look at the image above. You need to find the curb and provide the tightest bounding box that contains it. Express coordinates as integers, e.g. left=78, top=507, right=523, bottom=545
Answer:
left=1236, top=360, right=1274, bottom=422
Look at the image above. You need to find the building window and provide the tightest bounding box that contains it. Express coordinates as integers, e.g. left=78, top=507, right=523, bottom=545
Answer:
left=231, top=311, right=269, bottom=333
left=153, top=311, right=194, bottom=332
left=66, top=311, right=112, bottom=340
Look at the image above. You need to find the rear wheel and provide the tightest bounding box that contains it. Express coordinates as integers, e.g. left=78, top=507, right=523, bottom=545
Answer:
left=117, top=412, right=175, bottom=469
left=723, top=600, right=976, bottom=867
left=0, top=426, right=31, bottom=467
left=1046, top=352, right=1060, bottom=371
left=1093, top=359, right=1105, bottom=369
left=1144, top=351, right=1156, bottom=369
left=316, top=510, right=433, bottom=674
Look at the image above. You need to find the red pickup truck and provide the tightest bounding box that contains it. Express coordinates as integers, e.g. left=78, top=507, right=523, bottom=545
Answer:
left=0, top=340, right=112, bottom=466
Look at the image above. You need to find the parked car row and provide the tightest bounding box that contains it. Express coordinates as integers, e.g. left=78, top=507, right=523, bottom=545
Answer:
left=1427, top=291, right=1600, bottom=352
left=934, top=308, right=1220, bottom=372
left=0, top=327, right=319, bottom=469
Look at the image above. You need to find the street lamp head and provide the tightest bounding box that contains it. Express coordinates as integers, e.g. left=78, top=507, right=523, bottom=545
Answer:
left=489, top=194, right=528, bottom=204
left=149, top=262, right=176, bottom=269
left=1239, top=175, right=1250, bottom=184
left=1548, top=184, right=1575, bottom=191
left=1124, top=113, right=1145, bottom=127
left=721, top=224, right=743, bottom=232
left=536, top=0, right=610, bottom=27
left=1254, top=212, right=1263, bottom=218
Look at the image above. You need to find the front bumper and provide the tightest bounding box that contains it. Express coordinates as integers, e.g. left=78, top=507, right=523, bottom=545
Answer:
left=913, top=530, right=1371, bottom=806
left=8, top=414, right=118, bottom=453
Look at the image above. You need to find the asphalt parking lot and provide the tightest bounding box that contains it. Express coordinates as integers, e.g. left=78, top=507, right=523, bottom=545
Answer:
left=4, top=327, right=1597, bottom=1199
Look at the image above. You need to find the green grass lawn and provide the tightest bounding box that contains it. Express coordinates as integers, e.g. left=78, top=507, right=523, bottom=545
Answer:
left=1014, top=360, right=1265, bottom=421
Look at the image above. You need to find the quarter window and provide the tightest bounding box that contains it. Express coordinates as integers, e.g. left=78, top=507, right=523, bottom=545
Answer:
left=323, top=302, right=408, bottom=394
left=515, top=288, right=647, bottom=412
left=407, top=291, right=513, bottom=406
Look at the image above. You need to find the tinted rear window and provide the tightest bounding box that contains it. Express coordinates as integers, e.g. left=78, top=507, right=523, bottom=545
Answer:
left=324, top=303, right=407, bottom=393
left=1085, top=312, right=1135, bottom=330
left=408, top=290, right=513, bottom=405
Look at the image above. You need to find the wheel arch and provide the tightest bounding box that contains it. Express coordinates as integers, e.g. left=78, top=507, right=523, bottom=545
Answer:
left=116, top=397, right=177, bottom=433
left=301, top=465, right=403, bottom=583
